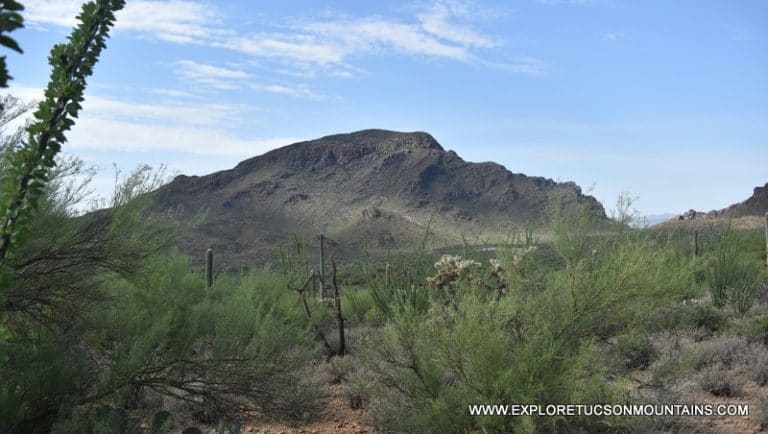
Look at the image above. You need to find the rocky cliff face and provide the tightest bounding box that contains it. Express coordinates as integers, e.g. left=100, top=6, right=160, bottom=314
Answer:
left=152, top=129, right=605, bottom=265
left=675, top=183, right=768, bottom=221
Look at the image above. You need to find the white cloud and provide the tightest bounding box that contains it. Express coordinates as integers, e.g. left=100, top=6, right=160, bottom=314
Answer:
left=5, top=86, right=299, bottom=158
left=225, top=2, right=501, bottom=70
left=304, top=18, right=472, bottom=62
left=115, top=1, right=222, bottom=44
left=171, top=60, right=324, bottom=98
left=67, top=117, right=300, bottom=157
left=219, top=35, right=346, bottom=66
left=22, top=0, right=531, bottom=82
left=24, top=0, right=220, bottom=44
left=25, top=0, right=503, bottom=72
left=247, top=83, right=325, bottom=101
left=417, top=0, right=500, bottom=48
left=23, top=0, right=540, bottom=95
left=216, top=1, right=512, bottom=75
left=22, top=0, right=81, bottom=27
left=149, top=88, right=198, bottom=99
left=174, top=60, right=250, bottom=90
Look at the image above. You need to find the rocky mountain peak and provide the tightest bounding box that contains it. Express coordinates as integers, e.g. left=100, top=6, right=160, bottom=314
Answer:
left=153, top=129, right=605, bottom=266
left=233, top=129, right=444, bottom=173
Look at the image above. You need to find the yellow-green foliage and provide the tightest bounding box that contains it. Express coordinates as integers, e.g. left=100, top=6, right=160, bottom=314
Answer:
left=359, top=208, right=705, bottom=433
left=1, top=253, right=322, bottom=432
left=342, top=288, right=381, bottom=323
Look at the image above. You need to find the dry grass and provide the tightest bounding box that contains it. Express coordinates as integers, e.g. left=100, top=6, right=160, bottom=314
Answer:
left=654, top=215, right=764, bottom=232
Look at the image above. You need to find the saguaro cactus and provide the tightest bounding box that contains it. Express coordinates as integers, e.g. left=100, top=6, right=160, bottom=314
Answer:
left=331, top=257, right=345, bottom=356
left=764, top=212, right=767, bottom=267
left=205, top=248, right=213, bottom=288
left=693, top=230, right=699, bottom=258
left=385, top=263, right=390, bottom=288
left=319, top=234, right=326, bottom=299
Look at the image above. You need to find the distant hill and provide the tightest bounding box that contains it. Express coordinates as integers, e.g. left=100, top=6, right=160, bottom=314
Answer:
left=635, top=213, right=677, bottom=227
left=672, top=182, right=768, bottom=222
left=653, top=182, right=767, bottom=232
left=152, top=129, right=606, bottom=266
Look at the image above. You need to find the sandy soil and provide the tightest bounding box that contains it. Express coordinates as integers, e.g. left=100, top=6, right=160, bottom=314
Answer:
left=239, top=384, right=370, bottom=434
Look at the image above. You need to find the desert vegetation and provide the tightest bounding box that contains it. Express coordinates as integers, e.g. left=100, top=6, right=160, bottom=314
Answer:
left=2, top=137, right=767, bottom=432
left=2, top=1, right=768, bottom=433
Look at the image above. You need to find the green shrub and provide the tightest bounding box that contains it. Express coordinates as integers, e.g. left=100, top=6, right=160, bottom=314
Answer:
left=751, top=347, right=768, bottom=386
left=361, top=292, right=632, bottom=433
left=688, top=304, right=729, bottom=334
left=342, top=288, right=377, bottom=322
left=707, top=233, right=762, bottom=311
left=698, top=364, right=743, bottom=397
left=1, top=253, right=323, bottom=431
left=150, top=411, right=173, bottom=434
left=92, top=255, right=322, bottom=419
left=615, top=332, right=657, bottom=370
left=356, top=203, right=717, bottom=433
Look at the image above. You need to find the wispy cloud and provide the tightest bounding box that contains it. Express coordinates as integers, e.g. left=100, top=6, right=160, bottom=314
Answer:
left=68, top=117, right=301, bottom=157
left=25, top=0, right=542, bottom=100
left=149, top=88, right=199, bottom=99
left=417, top=0, right=500, bottom=48
left=481, top=56, right=550, bottom=76
left=233, top=2, right=503, bottom=71
left=7, top=86, right=299, bottom=157
left=247, top=83, right=325, bottom=100
left=27, top=0, right=510, bottom=73
left=217, top=34, right=346, bottom=66
left=214, top=16, right=485, bottom=76
left=174, top=60, right=249, bottom=90
left=24, top=0, right=221, bottom=44
left=172, top=60, right=325, bottom=99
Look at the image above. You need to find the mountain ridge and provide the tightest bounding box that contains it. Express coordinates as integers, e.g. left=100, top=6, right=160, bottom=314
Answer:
left=153, top=129, right=606, bottom=265
left=674, top=182, right=768, bottom=222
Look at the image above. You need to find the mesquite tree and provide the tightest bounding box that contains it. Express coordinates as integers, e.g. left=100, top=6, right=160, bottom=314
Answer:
left=0, top=0, right=125, bottom=278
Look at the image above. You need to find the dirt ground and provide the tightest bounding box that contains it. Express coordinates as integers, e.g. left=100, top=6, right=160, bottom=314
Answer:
left=147, top=383, right=372, bottom=434
left=237, top=384, right=371, bottom=434
left=631, top=371, right=766, bottom=433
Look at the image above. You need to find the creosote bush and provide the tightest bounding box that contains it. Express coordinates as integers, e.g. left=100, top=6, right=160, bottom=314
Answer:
left=698, top=364, right=743, bottom=397
left=614, top=331, right=657, bottom=370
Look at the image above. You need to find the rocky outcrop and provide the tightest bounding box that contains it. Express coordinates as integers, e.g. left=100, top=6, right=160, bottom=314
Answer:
left=152, top=129, right=606, bottom=265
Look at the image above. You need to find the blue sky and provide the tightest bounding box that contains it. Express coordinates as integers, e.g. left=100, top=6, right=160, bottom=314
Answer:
left=4, top=0, right=767, bottom=215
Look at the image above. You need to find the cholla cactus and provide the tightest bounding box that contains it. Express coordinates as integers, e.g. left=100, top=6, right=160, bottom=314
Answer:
left=492, top=245, right=539, bottom=296
left=489, top=258, right=504, bottom=278
left=489, top=258, right=507, bottom=296
left=426, top=255, right=481, bottom=294
left=509, top=246, right=537, bottom=274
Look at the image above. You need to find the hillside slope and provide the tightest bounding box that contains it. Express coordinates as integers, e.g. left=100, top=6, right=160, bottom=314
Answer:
left=152, top=129, right=605, bottom=265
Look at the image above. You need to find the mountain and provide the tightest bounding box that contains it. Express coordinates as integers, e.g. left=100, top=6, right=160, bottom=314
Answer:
left=152, top=129, right=605, bottom=266
left=673, top=182, right=768, bottom=221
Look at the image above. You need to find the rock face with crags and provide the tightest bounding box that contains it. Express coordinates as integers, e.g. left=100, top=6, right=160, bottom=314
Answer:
left=152, top=129, right=605, bottom=265
left=674, top=183, right=768, bottom=221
